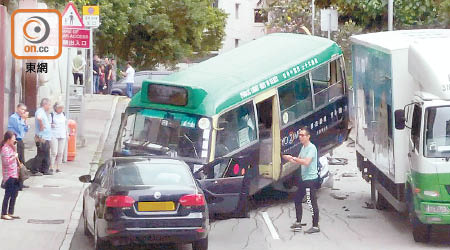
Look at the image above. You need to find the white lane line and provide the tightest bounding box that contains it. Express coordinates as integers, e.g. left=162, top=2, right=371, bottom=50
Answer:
left=261, top=211, right=280, bottom=240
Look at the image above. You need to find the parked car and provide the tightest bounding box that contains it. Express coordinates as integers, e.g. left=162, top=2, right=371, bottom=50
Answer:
left=79, top=157, right=209, bottom=250
left=110, top=71, right=172, bottom=96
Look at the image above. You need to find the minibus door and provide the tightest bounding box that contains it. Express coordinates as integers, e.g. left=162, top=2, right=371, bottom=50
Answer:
left=195, top=157, right=249, bottom=216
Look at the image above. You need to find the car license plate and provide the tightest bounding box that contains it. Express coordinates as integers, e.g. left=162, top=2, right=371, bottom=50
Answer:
left=138, top=202, right=175, bottom=212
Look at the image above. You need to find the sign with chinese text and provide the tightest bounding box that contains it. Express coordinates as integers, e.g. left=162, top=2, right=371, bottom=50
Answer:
left=82, top=6, right=99, bottom=27
left=62, top=28, right=89, bottom=48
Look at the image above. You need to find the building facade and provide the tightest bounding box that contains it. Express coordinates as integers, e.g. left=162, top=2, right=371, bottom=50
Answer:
left=217, top=0, right=267, bottom=53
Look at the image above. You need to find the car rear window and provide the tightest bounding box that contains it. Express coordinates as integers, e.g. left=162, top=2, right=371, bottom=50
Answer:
left=114, top=161, right=194, bottom=186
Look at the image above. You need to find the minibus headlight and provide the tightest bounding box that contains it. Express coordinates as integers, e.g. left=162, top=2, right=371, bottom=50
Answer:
left=423, top=190, right=439, bottom=197
left=198, top=118, right=210, bottom=130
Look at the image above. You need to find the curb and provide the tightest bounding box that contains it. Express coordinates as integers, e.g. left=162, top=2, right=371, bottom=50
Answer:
left=59, top=96, right=120, bottom=250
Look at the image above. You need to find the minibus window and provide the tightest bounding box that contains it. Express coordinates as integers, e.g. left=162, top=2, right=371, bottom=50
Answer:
left=278, top=75, right=313, bottom=125
left=216, top=102, right=257, bottom=157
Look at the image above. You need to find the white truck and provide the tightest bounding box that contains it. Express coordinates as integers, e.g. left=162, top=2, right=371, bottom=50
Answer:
left=351, top=29, right=450, bottom=242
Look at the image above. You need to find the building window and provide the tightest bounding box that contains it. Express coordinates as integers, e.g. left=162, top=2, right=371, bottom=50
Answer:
left=235, top=3, right=240, bottom=19
left=212, top=0, right=219, bottom=8
left=254, top=9, right=267, bottom=23
left=235, top=39, right=239, bottom=48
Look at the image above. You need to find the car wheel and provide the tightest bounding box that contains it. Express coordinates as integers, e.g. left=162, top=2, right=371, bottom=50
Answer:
left=407, top=187, right=431, bottom=242
left=411, top=213, right=431, bottom=242
left=94, top=217, right=108, bottom=250
left=83, top=202, right=91, bottom=236
left=192, top=237, right=208, bottom=250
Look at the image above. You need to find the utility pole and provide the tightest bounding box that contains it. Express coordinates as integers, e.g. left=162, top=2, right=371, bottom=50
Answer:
left=89, top=27, right=93, bottom=94
left=388, top=0, right=393, bottom=31
left=311, top=0, right=315, bottom=35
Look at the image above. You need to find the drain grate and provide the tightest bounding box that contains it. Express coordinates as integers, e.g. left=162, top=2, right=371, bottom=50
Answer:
left=27, top=219, right=65, bottom=224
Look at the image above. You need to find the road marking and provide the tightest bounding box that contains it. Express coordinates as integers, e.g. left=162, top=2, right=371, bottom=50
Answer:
left=261, top=211, right=280, bottom=240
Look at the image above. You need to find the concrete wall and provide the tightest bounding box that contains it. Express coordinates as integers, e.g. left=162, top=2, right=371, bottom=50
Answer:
left=0, top=5, right=7, bottom=136
left=218, top=0, right=267, bottom=53
left=0, top=5, right=22, bottom=136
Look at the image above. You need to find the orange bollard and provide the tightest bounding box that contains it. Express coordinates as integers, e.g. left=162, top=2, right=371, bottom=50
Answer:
left=67, top=119, right=77, bottom=161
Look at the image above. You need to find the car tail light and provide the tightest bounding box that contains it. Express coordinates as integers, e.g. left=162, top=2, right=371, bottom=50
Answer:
left=179, top=194, right=205, bottom=207
left=106, top=195, right=135, bottom=208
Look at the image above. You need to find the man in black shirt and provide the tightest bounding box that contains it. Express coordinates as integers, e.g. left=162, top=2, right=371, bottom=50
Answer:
left=104, top=57, right=112, bottom=94
left=93, top=55, right=99, bottom=94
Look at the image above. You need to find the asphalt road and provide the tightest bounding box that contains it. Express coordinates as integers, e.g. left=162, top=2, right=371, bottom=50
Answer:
left=69, top=123, right=450, bottom=250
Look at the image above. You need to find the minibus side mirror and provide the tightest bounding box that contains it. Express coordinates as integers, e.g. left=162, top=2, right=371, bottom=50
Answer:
left=395, top=109, right=406, bottom=130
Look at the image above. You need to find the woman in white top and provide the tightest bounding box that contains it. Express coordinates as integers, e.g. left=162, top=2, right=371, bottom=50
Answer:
left=50, top=102, right=67, bottom=173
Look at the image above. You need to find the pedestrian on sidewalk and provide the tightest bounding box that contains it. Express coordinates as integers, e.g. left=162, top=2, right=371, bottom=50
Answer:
left=93, top=55, right=100, bottom=94
left=121, top=61, right=135, bottom=98
left=1, top=131, right=21, bottom=220
left=104, top=58, right=112, bottom=94
left=99, top=64, right=106, bottom=94
left=7, top=103, right=29, bottom=164
left=282, top=126, right=320, bottom=234
left=72, top=50, right=85, bottom=85
left=31, top=98, right=53, bottom=176
left=7, top=103, right=30, bottom=189
left=50, top=102, right=67, bottom=173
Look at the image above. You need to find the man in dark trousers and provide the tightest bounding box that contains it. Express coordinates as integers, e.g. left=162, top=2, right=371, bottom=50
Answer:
left=7, top=103, right=29, bottom=164
left=104, top=58, right=112, bottom=94
left=282, top=126, right=320, bottom=234
left=31, top=98, right=53, bottom=176
left=7, top=103, right=30, bottom=188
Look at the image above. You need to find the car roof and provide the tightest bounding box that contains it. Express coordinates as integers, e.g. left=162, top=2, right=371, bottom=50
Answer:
left=111, top=156, right=188, bottom=167
left=136, top=71, right=172, bottom=76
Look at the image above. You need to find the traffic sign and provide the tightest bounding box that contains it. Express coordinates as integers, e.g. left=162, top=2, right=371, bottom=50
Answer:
left=62, top=2, right=84, bottom=29
left=82, top=6, right=100, bottom=27
left=320, top=9, right=338, bottom=32
left=62, top=28, right=90, bottom=48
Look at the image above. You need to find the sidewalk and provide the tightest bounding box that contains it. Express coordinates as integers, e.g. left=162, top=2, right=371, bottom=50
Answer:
left=0, top=95, right=120, bottom=250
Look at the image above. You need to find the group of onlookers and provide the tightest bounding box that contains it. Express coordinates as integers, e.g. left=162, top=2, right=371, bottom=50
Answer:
left=75, top=53, right=136, bottom=97
left=1, top=99, right=68, bottom=220
left=93, top=55, right=116, bottom=94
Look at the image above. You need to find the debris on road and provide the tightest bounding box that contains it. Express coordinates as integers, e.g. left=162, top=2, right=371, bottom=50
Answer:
left=363, top=202, right=375, bottom=209
left=331, top=192, right=349, bottom=200
left=328, top=157, right=349, bottom=165
left=341, top=172, right=358, bottom=177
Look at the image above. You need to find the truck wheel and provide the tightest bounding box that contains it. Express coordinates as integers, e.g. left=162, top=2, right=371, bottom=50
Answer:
left=356, top=152, right=364, bottom=172
left=375, top=191, right=389, bottom=210
left=411, top=214, right=431, bottom=242
left=407, top=188, right=431, bottom=242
